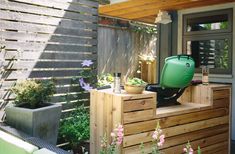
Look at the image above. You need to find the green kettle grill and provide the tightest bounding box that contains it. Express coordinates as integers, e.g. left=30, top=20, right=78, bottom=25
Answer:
left=146, top=55, right=195, bottom=107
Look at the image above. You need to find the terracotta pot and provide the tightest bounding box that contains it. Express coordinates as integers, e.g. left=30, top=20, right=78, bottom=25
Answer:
left=124, top=84, right=146, bottom=94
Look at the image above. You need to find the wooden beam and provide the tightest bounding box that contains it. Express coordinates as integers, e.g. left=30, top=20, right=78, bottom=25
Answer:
left=136, top=16, right=156, bottom=24
left=122, top=0, right=235, bottom=19
left=99, top=0, right=235, bottom=23
left=100, top=0, right=201, bottom=16
left=99, top=0, right=159, bottom=13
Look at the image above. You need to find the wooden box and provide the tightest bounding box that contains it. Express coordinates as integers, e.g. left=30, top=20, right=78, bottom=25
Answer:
left=179, top=84, right=231, bottom=107
left=90, top=89, right=156, bottom=154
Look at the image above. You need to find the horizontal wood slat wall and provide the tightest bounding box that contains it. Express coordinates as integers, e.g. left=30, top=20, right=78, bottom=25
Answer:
left=90, top=84, right=231, bottom=153
left=0, top=0, right=98, bottom=119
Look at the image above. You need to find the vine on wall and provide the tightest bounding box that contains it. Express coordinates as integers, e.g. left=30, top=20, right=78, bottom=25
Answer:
left=99, top=17, right=157, bottom=35
left=99, top=0, right=110, bottom=4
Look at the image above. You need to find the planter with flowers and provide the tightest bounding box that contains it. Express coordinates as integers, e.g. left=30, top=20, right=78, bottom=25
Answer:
left=5, top=79, right=61, bottom=145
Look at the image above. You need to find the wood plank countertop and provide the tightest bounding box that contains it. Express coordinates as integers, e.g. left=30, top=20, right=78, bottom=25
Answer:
left=156, top=103, right=212, bottom=118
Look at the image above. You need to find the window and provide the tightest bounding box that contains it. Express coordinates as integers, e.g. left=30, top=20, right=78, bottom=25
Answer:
left=183, top=9, right=233, bottom=74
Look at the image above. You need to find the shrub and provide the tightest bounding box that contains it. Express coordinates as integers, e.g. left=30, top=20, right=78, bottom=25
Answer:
left=12, top=79, right=55, bottom=109
left=59, top=105, right=90, bottom=147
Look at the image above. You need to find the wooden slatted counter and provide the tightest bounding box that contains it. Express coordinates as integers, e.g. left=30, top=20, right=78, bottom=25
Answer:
left=90, top=84, right=231, bottom=154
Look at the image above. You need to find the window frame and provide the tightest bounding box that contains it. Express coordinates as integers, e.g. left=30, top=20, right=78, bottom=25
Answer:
left=182, top=9, right=233, bottom=75
left=183, top=9, right=233, bottom=35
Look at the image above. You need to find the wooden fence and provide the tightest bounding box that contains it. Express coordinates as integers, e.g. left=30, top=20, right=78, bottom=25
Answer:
left=0, top=0, right=98, bottom=120
left=98, top=25, right=157, bottom=78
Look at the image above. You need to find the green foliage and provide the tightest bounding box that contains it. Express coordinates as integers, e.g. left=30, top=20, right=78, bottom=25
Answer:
left=197, top=146, right=201, bottom=154
left=12, top=80, right=55, bottom=108
left=59, top=105, right=90, bottom=147
left=130, top=22, right=157, bottom=35
left=97, top=73, right=114, bottom=87
left=139, top=142, right=145, bottom=154
left=126, top=78, right=147, bottom=86
left=99, top=0, right=110, bottom=4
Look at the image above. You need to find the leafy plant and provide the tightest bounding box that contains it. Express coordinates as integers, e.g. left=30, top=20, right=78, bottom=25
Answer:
left=97, top=73, right=114, bottom=87
left=126, top=77, right=147, bottom=86
left=12, top=80, right=55, bottom=109
left=99, top=0, right=110, bottom=4
left=59, top=104, right=90, bottom=147
left=130, top=22, right=157, bottom=35
left=197, top=146, right=201, bottom=154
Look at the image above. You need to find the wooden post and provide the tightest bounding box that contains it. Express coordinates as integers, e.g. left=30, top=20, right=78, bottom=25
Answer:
left=140, top=60, right=157, bottom=84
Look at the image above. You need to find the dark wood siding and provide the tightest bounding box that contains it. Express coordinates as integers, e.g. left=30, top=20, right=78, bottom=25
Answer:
left=0, top=0, right=98, bottom=119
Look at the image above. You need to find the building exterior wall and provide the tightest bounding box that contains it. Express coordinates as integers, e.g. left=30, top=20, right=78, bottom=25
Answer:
left=177, top=2, right=235, bottom=140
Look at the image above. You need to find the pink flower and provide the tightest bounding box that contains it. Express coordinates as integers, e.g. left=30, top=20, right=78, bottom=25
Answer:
left=157, top=135, right=164, bottom=147
left=117, top=137, right=123, bottom=145
left=118, top=132, right=123, bottom=137
left=183, top=145, right=194, bottom=154
left=117, top=125, right=124, bottom=131
left=159, top=135, right=165, bottom=141
left=116, top=124, right=124, bottom=145
left=189, top=148, right=193, bottom=154
left=152, top=132, right=157, bottom=140
left=152, top=123, right=165, bottom=148
left=110, top=124, right=124, bottom=146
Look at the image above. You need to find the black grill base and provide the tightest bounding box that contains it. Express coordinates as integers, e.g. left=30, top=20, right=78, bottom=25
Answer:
left=146, top=84, right=186, bottom=108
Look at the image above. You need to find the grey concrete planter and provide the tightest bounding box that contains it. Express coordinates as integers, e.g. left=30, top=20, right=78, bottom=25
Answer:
left=5, top=103, right=62, bottom=145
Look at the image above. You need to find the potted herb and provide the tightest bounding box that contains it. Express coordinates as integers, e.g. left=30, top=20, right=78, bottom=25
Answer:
left=59, top=105, right=90, bottom=154
left=124, top=78, right=147, bottom=94
left=5, top=79, right=62, bottom=145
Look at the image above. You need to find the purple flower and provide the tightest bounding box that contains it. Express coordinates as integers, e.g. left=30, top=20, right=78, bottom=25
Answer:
left=82, top=83, right=93, bottom=91
left=81, top=60, right=93, bottom=67
left=79, top=78, right=85, bottom=87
